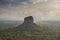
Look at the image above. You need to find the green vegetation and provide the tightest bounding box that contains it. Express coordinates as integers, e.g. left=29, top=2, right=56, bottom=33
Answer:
left=0, top=21, right=60, bottom=40
left=0, top=25, right=60, bottom=40
left=0, top=31, right=59, bottom=40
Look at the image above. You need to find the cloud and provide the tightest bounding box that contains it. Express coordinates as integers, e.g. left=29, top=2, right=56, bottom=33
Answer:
left=0, top=0, right=60, bottom=21
left=30, top=0, right=48, bottom=4
left=0, top=0, right=30, bottom=6
left=0, top=0, right=49, bottom=6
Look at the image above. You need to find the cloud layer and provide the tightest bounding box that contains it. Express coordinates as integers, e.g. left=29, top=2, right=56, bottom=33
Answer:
left=0, top=0, right=60, bottom=21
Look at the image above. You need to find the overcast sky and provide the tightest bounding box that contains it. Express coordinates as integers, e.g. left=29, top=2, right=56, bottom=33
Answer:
left=0, top=0, right=60, bottom=21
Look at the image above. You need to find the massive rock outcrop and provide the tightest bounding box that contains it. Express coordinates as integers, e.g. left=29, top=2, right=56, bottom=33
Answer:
left=24, top=16, right=34, bottom=24
left=16, top=16, right=40, bottom=32
left=3, top=16, right=40, bottom=32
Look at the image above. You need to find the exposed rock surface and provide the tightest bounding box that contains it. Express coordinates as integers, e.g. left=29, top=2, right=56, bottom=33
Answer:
left=24, top=16, right=34, bottom=24
left=16, top=16, right=40, bottom=32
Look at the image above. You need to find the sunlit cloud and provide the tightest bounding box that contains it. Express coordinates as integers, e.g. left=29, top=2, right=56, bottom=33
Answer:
left=0, top=0, right=60, bottom=21
left=30, top=0, right=48, bottom=4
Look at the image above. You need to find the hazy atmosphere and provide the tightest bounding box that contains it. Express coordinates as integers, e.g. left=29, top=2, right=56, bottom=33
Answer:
left=0, top=0, right=60, bottom=21
left=0, top=0, right=60, bottom=40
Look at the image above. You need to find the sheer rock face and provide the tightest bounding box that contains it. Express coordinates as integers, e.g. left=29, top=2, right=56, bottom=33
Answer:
left=16, top=16, right=40, bottom=32
left=24, top=16, right=34, bottom=24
